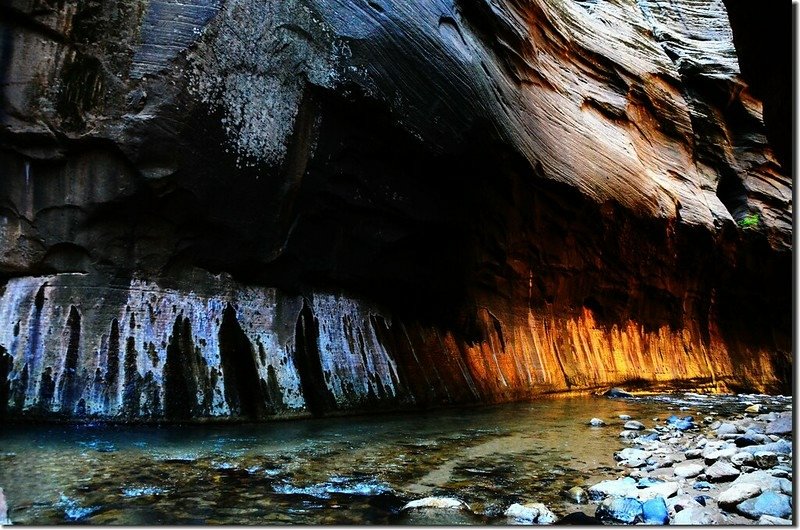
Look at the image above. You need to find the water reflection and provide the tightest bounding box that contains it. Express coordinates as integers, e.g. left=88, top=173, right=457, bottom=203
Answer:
left=0, top=393, right=787, bottom=524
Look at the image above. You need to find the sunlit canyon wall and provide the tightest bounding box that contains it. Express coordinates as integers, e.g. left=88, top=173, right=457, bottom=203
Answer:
left=0, top=0, right=790, bottom=420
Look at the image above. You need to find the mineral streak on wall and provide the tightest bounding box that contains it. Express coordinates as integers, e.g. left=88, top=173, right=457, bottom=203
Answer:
left=0, top=274, right=784, bottom=422
left=0, top=0, right=791, bottom=422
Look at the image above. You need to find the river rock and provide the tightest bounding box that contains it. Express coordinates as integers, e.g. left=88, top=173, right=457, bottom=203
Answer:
left=620, top=430, right=638, bottom=439
left=588, top=477, right=638, bottom=500
left=706, top=460, right=740, bottom=482
left=596, top=497, right=643, bottom=524
left=671, top=506, right=726, bottom=525
left=588, top=418, right=605, bottom=427
left=736, top=491, right=792, bottom=519
left=563, top=486, right=587, bottom=504
left=673, top=461, right=704, bottom=478
left=642, top=497, right=669, bottom=525
left=624, top=421, right=646, bottom=431
left=732, top=471, right=793, bottom=495
left=693, top=481, right=713, bottom=491
left=745, top=404, right=763, bottom=414
left=765, top=414, right=792, bottom=436
left=757, top=514, right=793, bottom=524
left=504, top=502, right=557, bottom=524
left=634, top=481, right=679, bottom=501
left=604, top=388, right=633, bottom=399
left=619, top=415, right=632, bottom=420
left=704, top=446, right=738, bottom=463
left=753, top=451, right=778, bottom=469
left=615, top=448, right=651, bottom=462
left=731, top=452, right=755, bottom=467
left=403, top=497, right=468, bottom=510
left=740, top=439, right=792, bottom=455
left=718, top=482, right=762, bottom=506
left=717, top=422, right=739, bottom=436
left=684, top=449, right=703, bottom=459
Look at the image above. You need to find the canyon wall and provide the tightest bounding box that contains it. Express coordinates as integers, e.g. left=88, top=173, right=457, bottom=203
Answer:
left=0, top=0, right=791, bottom=421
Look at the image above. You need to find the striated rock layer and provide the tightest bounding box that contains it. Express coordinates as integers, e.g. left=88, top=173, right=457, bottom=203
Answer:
left=0, top=0, right=791, bottom=420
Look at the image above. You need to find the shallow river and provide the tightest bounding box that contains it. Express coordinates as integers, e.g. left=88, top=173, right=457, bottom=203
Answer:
left=0, top=393, right=787, bottom=524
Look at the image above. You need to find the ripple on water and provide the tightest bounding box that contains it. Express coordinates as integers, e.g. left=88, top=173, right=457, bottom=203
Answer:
left=57, top=494, right=100, bottom=521
left=121, top=486, right=168, bottom=497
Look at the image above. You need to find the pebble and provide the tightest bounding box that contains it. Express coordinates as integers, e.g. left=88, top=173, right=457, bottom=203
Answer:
left=673, top=461, right=704, bottom=478
left=693, top=481, right=713, bottom=491
left=705, top=460, right=740, bottom=482
left=563, top=486, right=587, bottom=504
left=596, top=497, right=642, bottom=524
left=403, top=497, right=468, bottom=510
left=619, top=414, right=631, bottom=420
left=624, top=420, right=645, bottom=431
left=744, top=404, right=763, bottom=414
left=619, top=430, right=638, bottom=439
left=504, top=502, right=557, bottom=524
left=736, top=491, right=792, bottom=519
left=588, top=418, right=605, bottom=427
left=642, top=497, right=669, bottom=524
left=718, top=482, right=762, bottom=506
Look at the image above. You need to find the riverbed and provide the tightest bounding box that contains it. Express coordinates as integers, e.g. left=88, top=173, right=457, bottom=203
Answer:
left=0, top=392, right=791, bottom=524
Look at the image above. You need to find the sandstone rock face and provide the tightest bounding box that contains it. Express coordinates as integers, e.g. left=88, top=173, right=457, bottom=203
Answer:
left=0, top=0, right=791, bottom=421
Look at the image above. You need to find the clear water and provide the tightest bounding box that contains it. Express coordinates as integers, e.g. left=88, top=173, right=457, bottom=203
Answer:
left=0, top=393, right=788, bottom=524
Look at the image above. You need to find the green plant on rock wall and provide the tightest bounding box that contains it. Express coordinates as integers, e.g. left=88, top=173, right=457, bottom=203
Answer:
left=737, top=213, right=760, bottom=229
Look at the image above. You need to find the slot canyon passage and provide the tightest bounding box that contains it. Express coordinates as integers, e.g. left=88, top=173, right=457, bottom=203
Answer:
left=0, top=0, right=793, bottom=526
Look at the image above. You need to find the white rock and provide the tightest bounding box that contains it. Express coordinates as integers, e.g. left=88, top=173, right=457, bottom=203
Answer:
left=588, top=418, right=605, bottom=426
left=403, top=497, right=468, bottom=510
left=615, top=448, right=652, bottom=462
left=745, top=404, right=763, bottom=413
left=717, top=482, right=762, bottom=505
left=703, top=446, right=738, bottom=462
left=588, top=477, right=638, bottom=500
left=634, top=481, right=679, bottom=501
left=671, top=506, right=725, bottom=525
left=624, top=420, right=646, bottom=430
left=706, top=460, right=740, bottom=482
left=619, top=414, right=632, bottom=420
left=504, top=502, right=557, bottom=524
left=673, top=461, right=704, bottom=478
left=730, top=451, right=755, bottom=468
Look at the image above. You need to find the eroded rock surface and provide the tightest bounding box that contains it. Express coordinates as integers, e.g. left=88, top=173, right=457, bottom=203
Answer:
left=0, top=0, right=791, bottom=420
